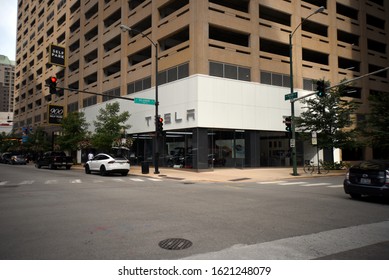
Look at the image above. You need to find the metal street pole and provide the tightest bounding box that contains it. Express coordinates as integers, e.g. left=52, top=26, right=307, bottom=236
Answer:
left=289, top=6, right=324, bottom=176
left=120, top=24, right=160, bottom=174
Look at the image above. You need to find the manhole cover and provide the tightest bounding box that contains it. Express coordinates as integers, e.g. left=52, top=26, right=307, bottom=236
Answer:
left=159, top=238, right=192, bottom=250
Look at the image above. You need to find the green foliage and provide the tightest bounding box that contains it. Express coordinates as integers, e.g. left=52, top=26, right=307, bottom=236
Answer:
left=23, top=126, right=51, bottom=153
left=92, top=102, right=131, bottom=153
left=56, top=111, right=90, bottom=153
left=295, top=80, right=359, bottom=150
left=321, top=160, right=349, bottom=170
left=362, top=92, right=389, bottom=155
left=0, top=131, right=21, bottom=153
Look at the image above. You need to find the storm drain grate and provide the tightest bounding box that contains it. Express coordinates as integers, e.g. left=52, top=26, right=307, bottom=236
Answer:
left=229, top=177, right=251, bottom=182
left=159, top=238, right=193, bottom=250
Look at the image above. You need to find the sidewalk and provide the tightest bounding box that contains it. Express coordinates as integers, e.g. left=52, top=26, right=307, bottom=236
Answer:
left=127, top=165, right=347, bottom=183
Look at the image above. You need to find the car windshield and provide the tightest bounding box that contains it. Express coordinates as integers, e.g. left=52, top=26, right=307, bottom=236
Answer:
left=355, top=160, right=389, bottom=170
left=51, top=152, right=66, bottom=156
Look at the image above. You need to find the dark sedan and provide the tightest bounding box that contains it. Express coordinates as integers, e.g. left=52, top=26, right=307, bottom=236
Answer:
left=344, top=160, right=389, bottom=199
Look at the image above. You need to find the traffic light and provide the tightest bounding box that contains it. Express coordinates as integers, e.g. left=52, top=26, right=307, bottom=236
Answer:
left=156, top=117, right=163, bottom=135
left=284, top=116, right=292, bottom=132
left=316, top=80, right=326, bottom=98
left=49, top=76, right=57, bottom=95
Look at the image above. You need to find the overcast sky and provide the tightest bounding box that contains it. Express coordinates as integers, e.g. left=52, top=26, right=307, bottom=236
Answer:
left=0, top=0, right=18, bottom=61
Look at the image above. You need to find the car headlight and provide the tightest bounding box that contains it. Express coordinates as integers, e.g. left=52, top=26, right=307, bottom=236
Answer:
left=345, top=171, right=349, bottom=180
left=386, top=170, right=389, bottom=185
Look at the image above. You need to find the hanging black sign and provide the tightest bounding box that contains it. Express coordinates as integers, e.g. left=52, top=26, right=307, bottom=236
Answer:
left=49, top=44, right=66, bottom=67
left=48, top=105, right=64, bottom=124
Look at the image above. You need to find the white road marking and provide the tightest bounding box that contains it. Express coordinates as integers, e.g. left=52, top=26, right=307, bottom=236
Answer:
left=70, top=179, right=82, bottom=184
left=113, top=178, right=125, bottom=182
left=130, top=178, right=144, bottom=182
left=303, top=182, right=330, bottom=187
left=45, top=180, right=58, bottom=184
left=0, top=181, right=9, bottom=185
left=327, top=184, right=343, bottom=188
left=148, top=178, right=163, bottom=182
left=183, top=220, right=389, bottom=260
left=279, top=181, right=307, bottom=185
left=257, top=181, right=287, bottom=184
left=18, top=180, right=34, bottom=185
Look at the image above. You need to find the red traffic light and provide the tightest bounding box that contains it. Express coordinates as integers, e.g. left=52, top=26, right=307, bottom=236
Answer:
left=49, top=76, right=58, bottom=95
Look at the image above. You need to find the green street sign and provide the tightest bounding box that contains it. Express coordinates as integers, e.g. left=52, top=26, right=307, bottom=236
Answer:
left=134, top=98, right=155, bottom=105
left=284, top=92, right=298, bottom=101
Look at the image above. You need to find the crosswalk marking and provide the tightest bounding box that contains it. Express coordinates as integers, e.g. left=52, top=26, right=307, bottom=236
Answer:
left=257, top=180, right=342, bottom=189
left=113, top=178, right=125, bottom=182
left=279, top=181, right=306, bottom=185
left=70, top=179, right=82, bottom=184
left=18, top=180, right=34, bottom=185
left=148, top=178, right=163, bottom=182
left=327, top=184, right=343, bottom=188
left=303, top=182, right=330, bottom=187
left=45, top=180, right=58, bottom=184
left=130, top=178, right=144, bottom=182
left=257, top=181, right=287, bottom=185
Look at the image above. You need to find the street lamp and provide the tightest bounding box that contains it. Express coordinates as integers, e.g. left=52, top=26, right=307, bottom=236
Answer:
left=120, top=24, right=160, bottom=174
left=289, top=6, right=324, bottom=176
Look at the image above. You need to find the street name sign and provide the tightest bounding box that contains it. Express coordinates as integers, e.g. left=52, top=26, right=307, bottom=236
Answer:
left=284, top=92, right=298, bottom=101
left=134, top=98, right=155, bottom=105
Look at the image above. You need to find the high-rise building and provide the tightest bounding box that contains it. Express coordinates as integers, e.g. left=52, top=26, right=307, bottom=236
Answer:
left=0, top=55, right=15, bottom=113
left=14, top=0, right=389, bottom=168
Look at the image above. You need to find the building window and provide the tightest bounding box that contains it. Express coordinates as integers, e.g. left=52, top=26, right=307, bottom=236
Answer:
left=67, top=102, right=78, bottom=113
left=210, top=62, right=250, bottom=81
left=158, top=62, right=190, bottom=85
left=127, top=76, right=152, bottom=94
left=83, top=96, right=97, bottom=108
left=261, top=71, right=290, bottom=88
left=102, top=87, right=120, bottom=102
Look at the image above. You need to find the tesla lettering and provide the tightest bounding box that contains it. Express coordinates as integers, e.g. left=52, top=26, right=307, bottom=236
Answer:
left=145, top=109, right=195, bottom=126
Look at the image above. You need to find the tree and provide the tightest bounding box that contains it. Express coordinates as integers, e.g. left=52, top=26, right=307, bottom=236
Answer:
left=56, top=111, right=90, bottom=156
left=23, top=126, right=51, bottom=153
left=92, top=102, right=131, bottom=153
left=294, top=80, right=359, bottom=159
left=362, top=92, right=389, bottom=158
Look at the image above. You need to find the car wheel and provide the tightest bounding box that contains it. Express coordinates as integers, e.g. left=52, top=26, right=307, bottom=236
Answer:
left=35, top=163, right=41, bottom=169
left=121, top=171, right=129, bottom=176
left=100, top=165, right=107, bottom=176
left=85, top=165, right=91, bottom=174
left=350, top=193, right=361, bottom=199
left=66, top=165, right=71, bottom=170
left=49, top=163, right=56, bottom=170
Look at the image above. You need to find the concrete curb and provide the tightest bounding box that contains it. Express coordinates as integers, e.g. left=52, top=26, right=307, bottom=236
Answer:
left=73, top=164, right=346, bottom=183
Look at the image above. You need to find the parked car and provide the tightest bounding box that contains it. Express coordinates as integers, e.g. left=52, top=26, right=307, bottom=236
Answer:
left=84, top=153, right=130, bottom=176
left=10, top=154, right=27, bottom=165
left=0, top=153, right=11, bottom=164
left=0, top=153, right=26, bottom=165
left=343, top=160, right=389, bottom=199
left=35, top=151, right=73, bottom=169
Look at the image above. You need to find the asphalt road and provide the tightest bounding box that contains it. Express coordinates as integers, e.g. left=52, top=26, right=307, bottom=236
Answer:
left=0, top=164, right=388, bottom=260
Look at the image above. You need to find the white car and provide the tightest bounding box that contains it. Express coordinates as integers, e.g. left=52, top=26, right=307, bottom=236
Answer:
left=85, top=153, right=130, bottom=176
